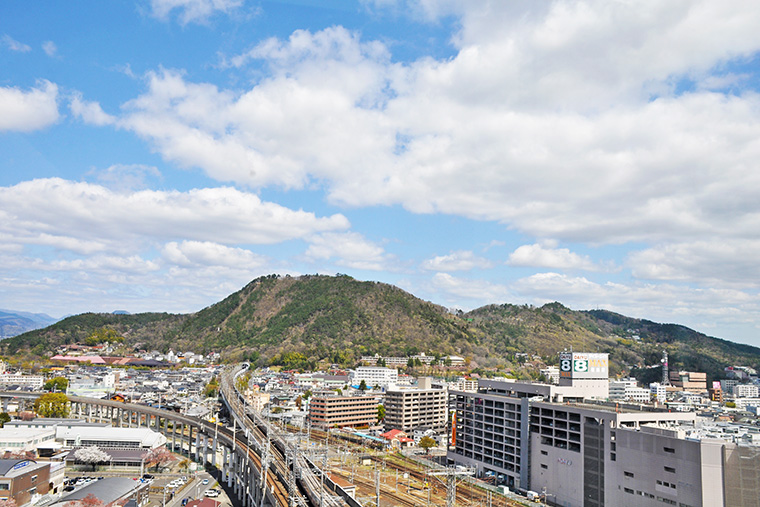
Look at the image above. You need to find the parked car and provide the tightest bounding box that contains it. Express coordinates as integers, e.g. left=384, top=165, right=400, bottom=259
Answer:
left=202, top=479, right=209, bottom=485
left=204, top=489, right=220, bottom=498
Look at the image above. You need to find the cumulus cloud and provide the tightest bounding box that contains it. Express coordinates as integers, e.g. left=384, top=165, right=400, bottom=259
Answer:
left=508, top=243, right=606, bottom=271
left=0, top=81, right=59, bottom=132
left=422, top=250, right=492, bottom=272
left=112, top=8, right=760, bottom=254
left=149, top=0, right=243, bottom=24
left=2, top=34, right=31, bottom=52
left=628, top=240, right=760, bottom=288
left=430, top=273, right=511, bottom=307
left=163, top=240, right=267, bottom=269
left=0, top=178, right=349, bottom=252
left=305, top=232, right=393, bottom=271
left=70, top=94, right=116, bottom=126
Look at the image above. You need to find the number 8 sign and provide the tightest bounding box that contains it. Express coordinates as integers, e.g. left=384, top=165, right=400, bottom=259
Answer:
left=574, top=359, right=588, bottom=372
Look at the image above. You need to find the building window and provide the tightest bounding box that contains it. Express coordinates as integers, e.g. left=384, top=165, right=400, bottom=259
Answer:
left=624, top=488, right=634, bottom=494
left=664, top=466, right=675, bottom=473
left=663, top=447, right=675, bottom=454
left=31, top=475, right=37, bottom=482
left=540, top=464, right=547, bottom=469
left=624, top=471, right=634, bottom=478
left=540, top=450, right=547, bottom=456
left=0, top=484, right=9, bottom=491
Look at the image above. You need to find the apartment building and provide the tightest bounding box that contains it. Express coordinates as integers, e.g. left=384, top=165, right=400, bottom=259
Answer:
left=733, top=383, right=759, bottom=398
left=351, top=367, right=398, bottom=388
left=384, top=377, right=447, bottom=433
left=308, top=395, right=378, bottom=429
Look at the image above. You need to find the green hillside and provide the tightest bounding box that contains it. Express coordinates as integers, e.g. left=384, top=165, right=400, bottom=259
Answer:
left=3, top=274, right=760, bottom=381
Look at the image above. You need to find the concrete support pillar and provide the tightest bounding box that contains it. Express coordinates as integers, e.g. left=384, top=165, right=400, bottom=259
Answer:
left=195, top=428, right=201, bottom=463
left=211, top=433, right=217, bottom=467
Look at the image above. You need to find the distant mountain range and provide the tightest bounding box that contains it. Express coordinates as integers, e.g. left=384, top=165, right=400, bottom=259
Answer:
left=3, top=274, right=760, bottom=382
left=0, top=309, right=59, bottom=339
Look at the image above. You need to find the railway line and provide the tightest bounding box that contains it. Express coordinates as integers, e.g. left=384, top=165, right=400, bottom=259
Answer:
left=221, top=365, right=349, bottom=507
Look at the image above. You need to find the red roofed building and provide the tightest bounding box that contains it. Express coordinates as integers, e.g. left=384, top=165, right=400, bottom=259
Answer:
left=380, top=429, right=416, bottom=449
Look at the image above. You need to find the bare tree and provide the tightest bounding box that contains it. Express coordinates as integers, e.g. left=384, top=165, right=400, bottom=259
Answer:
left=73, top=446, right=111, bottom=471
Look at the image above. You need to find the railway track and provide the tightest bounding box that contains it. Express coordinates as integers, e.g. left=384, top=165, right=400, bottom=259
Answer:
left=330, top=469, right=420, bottom=507
left=222, top=366, right=348, bottom=507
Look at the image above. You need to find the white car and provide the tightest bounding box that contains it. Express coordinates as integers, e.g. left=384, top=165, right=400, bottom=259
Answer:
left=204, top=490, right=220, bottom=498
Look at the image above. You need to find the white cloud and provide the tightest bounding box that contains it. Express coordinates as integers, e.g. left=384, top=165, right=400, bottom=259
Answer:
left=70, top=94, right=116, bottom=126
left=422, top=250, right=492, bottom=272
left=111, top=15, right=760, bottom=257
left=628, top=240, right=760, bottom=288
left=42, top=40, right=57, bottom=57
left=511, top=272, right=760, bottom=340
left=0, top=178, right=349, bottom=253
left=305, top=232, right=392, bottom=271
left=2, top=34, right=31, bottom=52
left=87, top=164, right=162, bottom=192
left=0, top=81, right=59, bottom=132
left=163, top=241, right=267, bottom=269
left=430, top=273, right=511, bottom=307
left=508, top=243, right=605, bottom=271
left=149, top=0, right=243, bottom=24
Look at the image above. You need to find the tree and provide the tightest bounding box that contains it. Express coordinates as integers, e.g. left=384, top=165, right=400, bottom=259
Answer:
left=142, top=446, right=176, bottom=472
left=358, top=380, right=368, bottom=392
left=418, top=436, right=437, bottom=454
left=34, top=393, right=69, bottom=418
left=178, top=458, right=191, bottom=473
left=73, top=446, right=111, bottom=471
left=0, top=413, right=10, bottom=428
left=18, top=411, right=34, bottom=421
left=377, top=404, right=385, bottom=423
left=204, top=377, right=219, bottom=398
left=80, top=494, right=105, bottom=507
left=44, top=376, right=68, bottom=392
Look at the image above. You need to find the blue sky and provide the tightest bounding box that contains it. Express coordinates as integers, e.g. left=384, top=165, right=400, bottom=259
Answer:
left=3, top=0, right=760, bottom=348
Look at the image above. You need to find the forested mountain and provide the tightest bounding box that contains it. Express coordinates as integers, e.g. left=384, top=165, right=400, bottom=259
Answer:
left=3, top=274, right=759, bottom=381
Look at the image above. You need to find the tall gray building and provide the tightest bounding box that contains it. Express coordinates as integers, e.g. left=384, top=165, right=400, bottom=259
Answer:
left=448, top=352, right=760, bottom=506
left=384, top=377, right=447, bottom=433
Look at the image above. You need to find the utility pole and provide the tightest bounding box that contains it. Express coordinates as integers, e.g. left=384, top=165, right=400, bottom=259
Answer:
left=427, top=466, right=475, bottom=507
left=375, top=469, right=380, bottom=507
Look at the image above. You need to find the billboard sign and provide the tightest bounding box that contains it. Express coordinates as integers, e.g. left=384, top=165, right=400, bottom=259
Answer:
left=559, top=352, right=608, bottom=379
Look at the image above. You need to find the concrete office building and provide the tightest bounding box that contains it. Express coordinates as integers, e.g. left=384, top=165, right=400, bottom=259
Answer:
left=308, top=395, right=378, bottom=429
left=384, top=377, right=447, bottom=433
left=449, top=352, right=614, bottom=493
left=449, top=353, right=690, bottom=495
left=528, top=401, right=695, bottom=507
left=609, top=378, right=650, bottom=403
